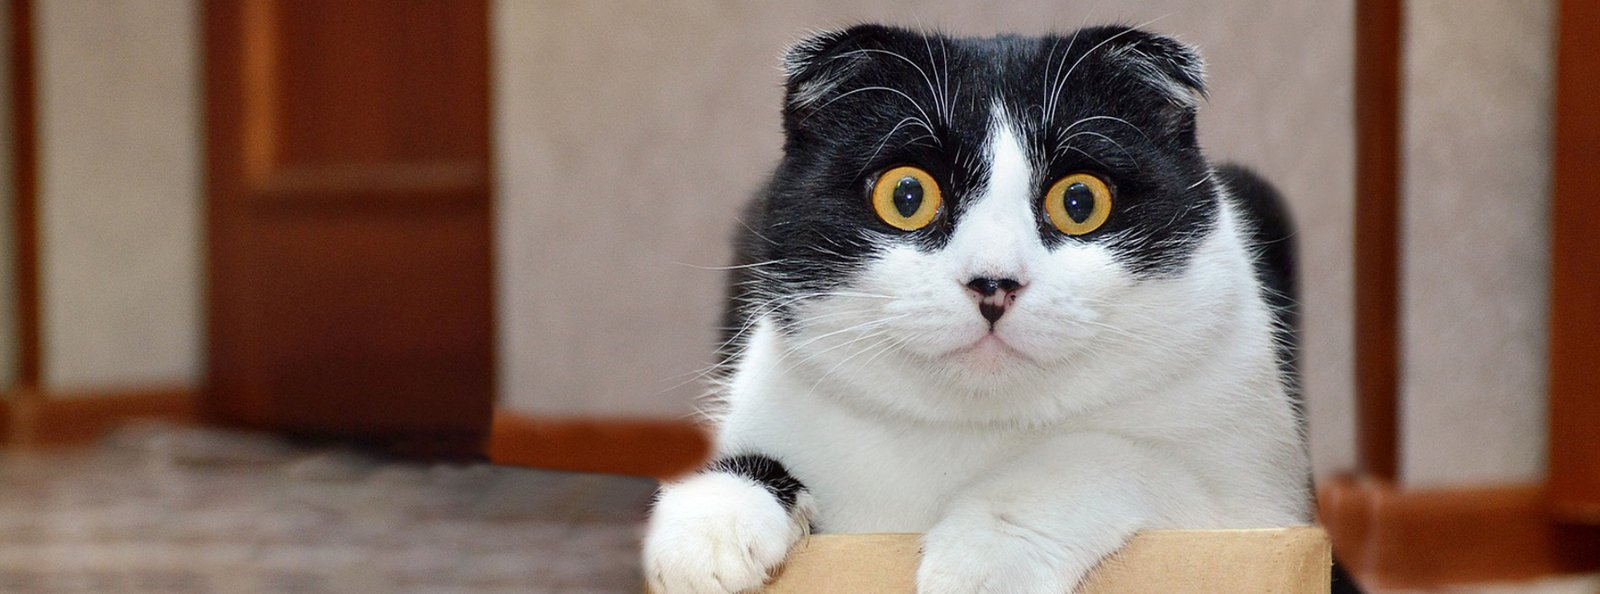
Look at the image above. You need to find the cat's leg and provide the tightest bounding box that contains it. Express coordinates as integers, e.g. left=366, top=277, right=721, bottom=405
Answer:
left=917, top=433, right=1211, bottom=594
left=643, top=454, right=815, bottom=594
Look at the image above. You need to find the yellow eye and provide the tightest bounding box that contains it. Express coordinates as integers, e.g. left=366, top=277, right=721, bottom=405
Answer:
left=1044, top=173, right=1113, bottom=235
left=871, top=166, right=942, bottom=231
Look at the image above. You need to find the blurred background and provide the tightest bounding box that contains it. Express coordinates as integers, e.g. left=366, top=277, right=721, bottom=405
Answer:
left=1, top=0, right=1596, bottom=592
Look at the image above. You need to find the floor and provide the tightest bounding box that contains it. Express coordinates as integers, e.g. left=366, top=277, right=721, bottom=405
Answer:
left=1, top=422, right=1595, bottom=594
left=0, top=422, right=657, bottom=593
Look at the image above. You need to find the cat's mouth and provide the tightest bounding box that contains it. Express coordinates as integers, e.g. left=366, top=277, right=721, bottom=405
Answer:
left=946, top=332, right=1034, bottom=365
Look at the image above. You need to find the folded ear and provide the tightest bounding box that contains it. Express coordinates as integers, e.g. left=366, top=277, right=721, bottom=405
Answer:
left=781, top=24, right=908, bottom=111
left=1096, top=27, right=1208, bottom=106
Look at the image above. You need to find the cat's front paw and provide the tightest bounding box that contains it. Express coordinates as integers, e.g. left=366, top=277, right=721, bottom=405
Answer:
left=643, top=472, right=808, bottom=594
left=916, top=511, right=1088, bottom=594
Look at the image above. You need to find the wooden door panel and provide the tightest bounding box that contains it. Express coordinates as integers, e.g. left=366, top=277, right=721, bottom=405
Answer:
left=249, top=214, right=490, bottom=353
left=259, top=0, right=486, bottom=170
left=206, top=0, right=492, bottom=446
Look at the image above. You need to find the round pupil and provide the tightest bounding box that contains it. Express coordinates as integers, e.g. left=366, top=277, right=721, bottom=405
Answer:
left=892, top=176, right=924, bottom=218
left=1064, top=182, right=1096, bottom=224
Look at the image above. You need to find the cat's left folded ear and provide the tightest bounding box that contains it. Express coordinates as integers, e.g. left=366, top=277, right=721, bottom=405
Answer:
left=780, top=23, right=919, bottom=113
left=1096, top=27, right=1209, bottom=107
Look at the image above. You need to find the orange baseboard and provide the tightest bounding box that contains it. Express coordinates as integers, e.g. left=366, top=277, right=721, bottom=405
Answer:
left=1319, top=475, right=1600, bottom=589
left=2, top=393, right=712, bottom=480
left=487, top=410, right=711, bottom=479
left=1, top=387, right=198, bottom=447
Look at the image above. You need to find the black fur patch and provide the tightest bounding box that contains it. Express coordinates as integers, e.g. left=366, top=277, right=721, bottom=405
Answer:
left=708, top=454, right=806, bottom=511
left=740, top=24, right=1222, bottom=333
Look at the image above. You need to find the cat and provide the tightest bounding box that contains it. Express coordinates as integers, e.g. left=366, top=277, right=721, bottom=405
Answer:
left=643, top=23, right=1312, bottom=594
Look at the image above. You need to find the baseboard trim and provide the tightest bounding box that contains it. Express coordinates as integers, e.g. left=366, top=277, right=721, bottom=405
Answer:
left=1319, top=475, right=1600, bottom=589
left=1, top=387, right=199, bottom=447
left=487, top=411, right=711, bottom=479
left=1, top=394, right=715, bottom=478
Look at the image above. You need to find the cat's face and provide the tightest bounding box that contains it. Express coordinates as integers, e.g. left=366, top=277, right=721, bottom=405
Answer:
left=745, top=25, right=1241, bottom=423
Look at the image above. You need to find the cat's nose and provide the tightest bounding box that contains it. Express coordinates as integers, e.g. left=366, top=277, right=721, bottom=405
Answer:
left=965, top=277, right=1021, bottom=297
left=964, top=277, right=1023, bottom=323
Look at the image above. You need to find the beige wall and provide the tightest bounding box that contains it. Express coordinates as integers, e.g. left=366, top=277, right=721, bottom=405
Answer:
left=0, top=0, right=14, bottom=392
left=492, top=1, right=1358, bottom=476
left=1399, top=0, right=1556, bottom=488
left=14, top=0, right=1563, bottom=488
left=18, top=1, right=1366, bottom=479
left=34, top=0, right=202, bottom=393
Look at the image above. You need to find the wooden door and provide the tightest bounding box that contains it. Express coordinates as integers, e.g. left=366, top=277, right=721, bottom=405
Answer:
left=1548, top=0, right=1600, bottom=521
left=203, top=0, right=492, bottom=452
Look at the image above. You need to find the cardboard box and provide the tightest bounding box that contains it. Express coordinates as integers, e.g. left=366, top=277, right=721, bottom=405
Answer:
left=655, top=526, right=1331, bottom=593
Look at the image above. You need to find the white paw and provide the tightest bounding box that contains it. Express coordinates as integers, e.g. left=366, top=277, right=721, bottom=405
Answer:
left=643, top=472, right=809, bottom=594
left=917, top=511, right=1088, bottom=594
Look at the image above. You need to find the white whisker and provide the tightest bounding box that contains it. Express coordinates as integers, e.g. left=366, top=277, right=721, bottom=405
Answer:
left=1061, top=115, right=1152, bottom=144
left=1051, top=15, right=1169, bottom=123
left=802, top=86, right=938, bottom=138
left=833, top=47, right=944, bottom=128
left=674, top=259, right=788, bottom=271
left=1058, top=130, right=1139, bottom=168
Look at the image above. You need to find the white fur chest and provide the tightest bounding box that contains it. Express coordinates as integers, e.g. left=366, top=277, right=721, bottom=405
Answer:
left=718, top=350, right=1033, bottom=532
left=713, top=292, right=1309, bottom=534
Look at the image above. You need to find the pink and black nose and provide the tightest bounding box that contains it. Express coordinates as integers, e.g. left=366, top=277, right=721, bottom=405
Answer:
left=965, top=277, right=1023, bottom=324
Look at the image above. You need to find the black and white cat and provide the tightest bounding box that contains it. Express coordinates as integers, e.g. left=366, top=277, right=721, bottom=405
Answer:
left=644, top=24, right=1310, bottom=594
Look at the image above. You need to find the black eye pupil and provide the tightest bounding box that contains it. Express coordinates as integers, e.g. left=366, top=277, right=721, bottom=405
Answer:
left=893, top=176, right=923, bottom=218
left=1064, top=183, right=1096, bottom=224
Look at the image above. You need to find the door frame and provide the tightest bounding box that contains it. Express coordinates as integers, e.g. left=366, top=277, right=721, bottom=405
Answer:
left=1322, top=0, right=1600, bottom=588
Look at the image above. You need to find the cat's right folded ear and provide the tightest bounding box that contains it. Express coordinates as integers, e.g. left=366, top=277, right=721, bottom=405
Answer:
left=781, top=24, right=905, bottom=113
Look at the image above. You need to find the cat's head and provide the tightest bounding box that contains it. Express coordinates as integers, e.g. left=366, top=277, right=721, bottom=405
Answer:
left=742, top=25, right=1251, bottom=424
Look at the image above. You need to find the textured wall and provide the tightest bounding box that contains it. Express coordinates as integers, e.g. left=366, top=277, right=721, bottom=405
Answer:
left=16, top=0, right=1359, bottom=477
left=0, top=0, right=14, bottom=392
left=1399, top=0, right=1556, bottom=488
left=493, top=1, right=1357, bottom=475
left=14, top=0, right=1560, bottom=487
left=34, top=0, right=202, bottom=393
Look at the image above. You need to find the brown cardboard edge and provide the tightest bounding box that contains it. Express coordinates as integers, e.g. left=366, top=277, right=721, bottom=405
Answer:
left=651, top=527, right=1331, bottom=594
